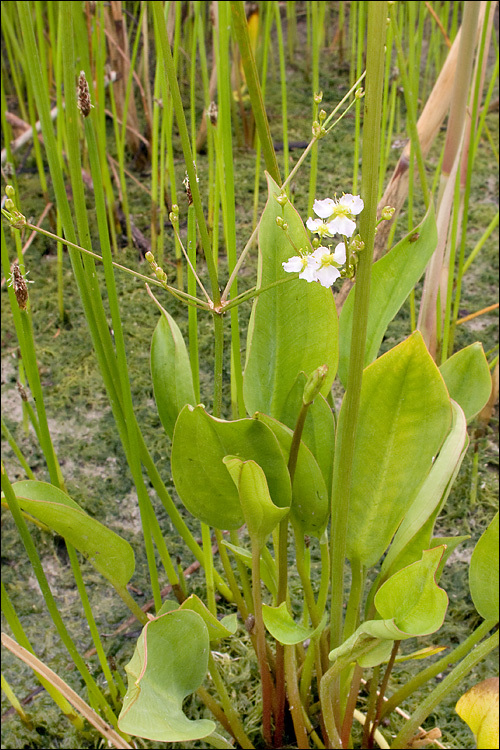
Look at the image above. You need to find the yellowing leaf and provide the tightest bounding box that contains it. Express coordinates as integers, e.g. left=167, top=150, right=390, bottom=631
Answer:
left=456, top=677, right=499, bottom=750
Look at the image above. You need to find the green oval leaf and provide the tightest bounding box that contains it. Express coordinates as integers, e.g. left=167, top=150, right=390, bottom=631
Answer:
left=118, top=610, right=215, bottom=742
left=243, top=173, right=338, bottom=419
left=262, top=602, right=327, bottom=645
left=6, top=481, right=134, bottom=588
left=469, top=513, right=499, bottom=621
left=439, top=343, right=492, bottom=421
left=339, top=204, right=438, bottom=386
left=336, top=331, right=452, bottom=568
left=171, top=405, right=291, bottom=530
left=151, top=309, right=196, bottom=440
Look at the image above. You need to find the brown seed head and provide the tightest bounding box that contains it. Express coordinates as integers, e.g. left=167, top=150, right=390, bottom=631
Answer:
left=77, top=71, right=92, bottom=118
left=12, top=265, right=28, bottom=310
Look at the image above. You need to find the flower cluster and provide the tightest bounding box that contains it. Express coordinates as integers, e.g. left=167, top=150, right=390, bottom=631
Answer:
left=283, top=193, right=363, bottom=288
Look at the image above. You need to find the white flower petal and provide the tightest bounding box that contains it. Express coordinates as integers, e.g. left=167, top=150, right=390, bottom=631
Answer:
left=306, top=217, right=323, bottom=232
left=316, top=265, right=341, bottom=288
left=313, top=198, right=336, bottom=219
left=282, top=256, right=304, bottom=273
left=326, top=215, right=357, bottom=237
left=340, top=194, right=364, bottom=214
left=332, top=242, right=346, bottom=265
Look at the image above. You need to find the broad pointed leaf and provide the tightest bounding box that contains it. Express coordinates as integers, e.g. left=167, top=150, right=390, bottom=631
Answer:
left=375, top=546, right=448, bottom=635
left=262, top=602, right=327, bottom=645
left=335, top=331, right=452, bottom=568
left=339, top=204, right=437, bottom=385
left=243, top=173, right=338, bottom=418
left=118, top=610, right=214, bottom=742
left=379, top=400, right=467, bottom=580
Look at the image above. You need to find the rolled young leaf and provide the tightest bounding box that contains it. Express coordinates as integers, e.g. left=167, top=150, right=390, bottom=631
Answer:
left=223, top=457, right=289, bottom=550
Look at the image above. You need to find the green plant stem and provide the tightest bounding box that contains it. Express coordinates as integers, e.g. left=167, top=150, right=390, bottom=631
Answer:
left=207, top=654, right=255, bottom=749
left=330, top=0, right=387, bottom=650
left=285, top=643, right=310, bottom=748
left=251, top=543, right=274, bottom=747
left=380, top=618, right=497, bottom=719
left=1, top=418, right=35, bottom=480
left=390, top=629, right=499, bottom=749
left=202, top=523, right=216, bottom=615
left=65, top=544, right=119, bottom=706
left=367, top=641, right=400, bottom=747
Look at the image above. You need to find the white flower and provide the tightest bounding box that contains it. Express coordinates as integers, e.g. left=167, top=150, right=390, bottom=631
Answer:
left=282, top=254, right=318, bottom=283
left=307, top=193, right=364, bottom=239
left=310, top=243, right=346, bottom=288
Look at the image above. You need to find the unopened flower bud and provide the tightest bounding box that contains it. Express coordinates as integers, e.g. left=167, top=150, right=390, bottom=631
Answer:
left=275, top=192, right=288, bottom=207
left=314, top=91, right=323, bottom=104
left=5, top=185, right=15, bottom=199
left=355, top=88, right=364, bottom=99
left=319, top=109, right=327, bottom=124
left=5, top=198, right=15, bottom=212
left=381, top=205, right=395, bottom=220
left=154, top=266, right=167, bottom=283
left=350, top=235, right=365, bottom=252
left=145, top=251, right=154, bottom=263
left=276, top=216, right=285, bottom=228
left=303, top=364, right=328, bottom=405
